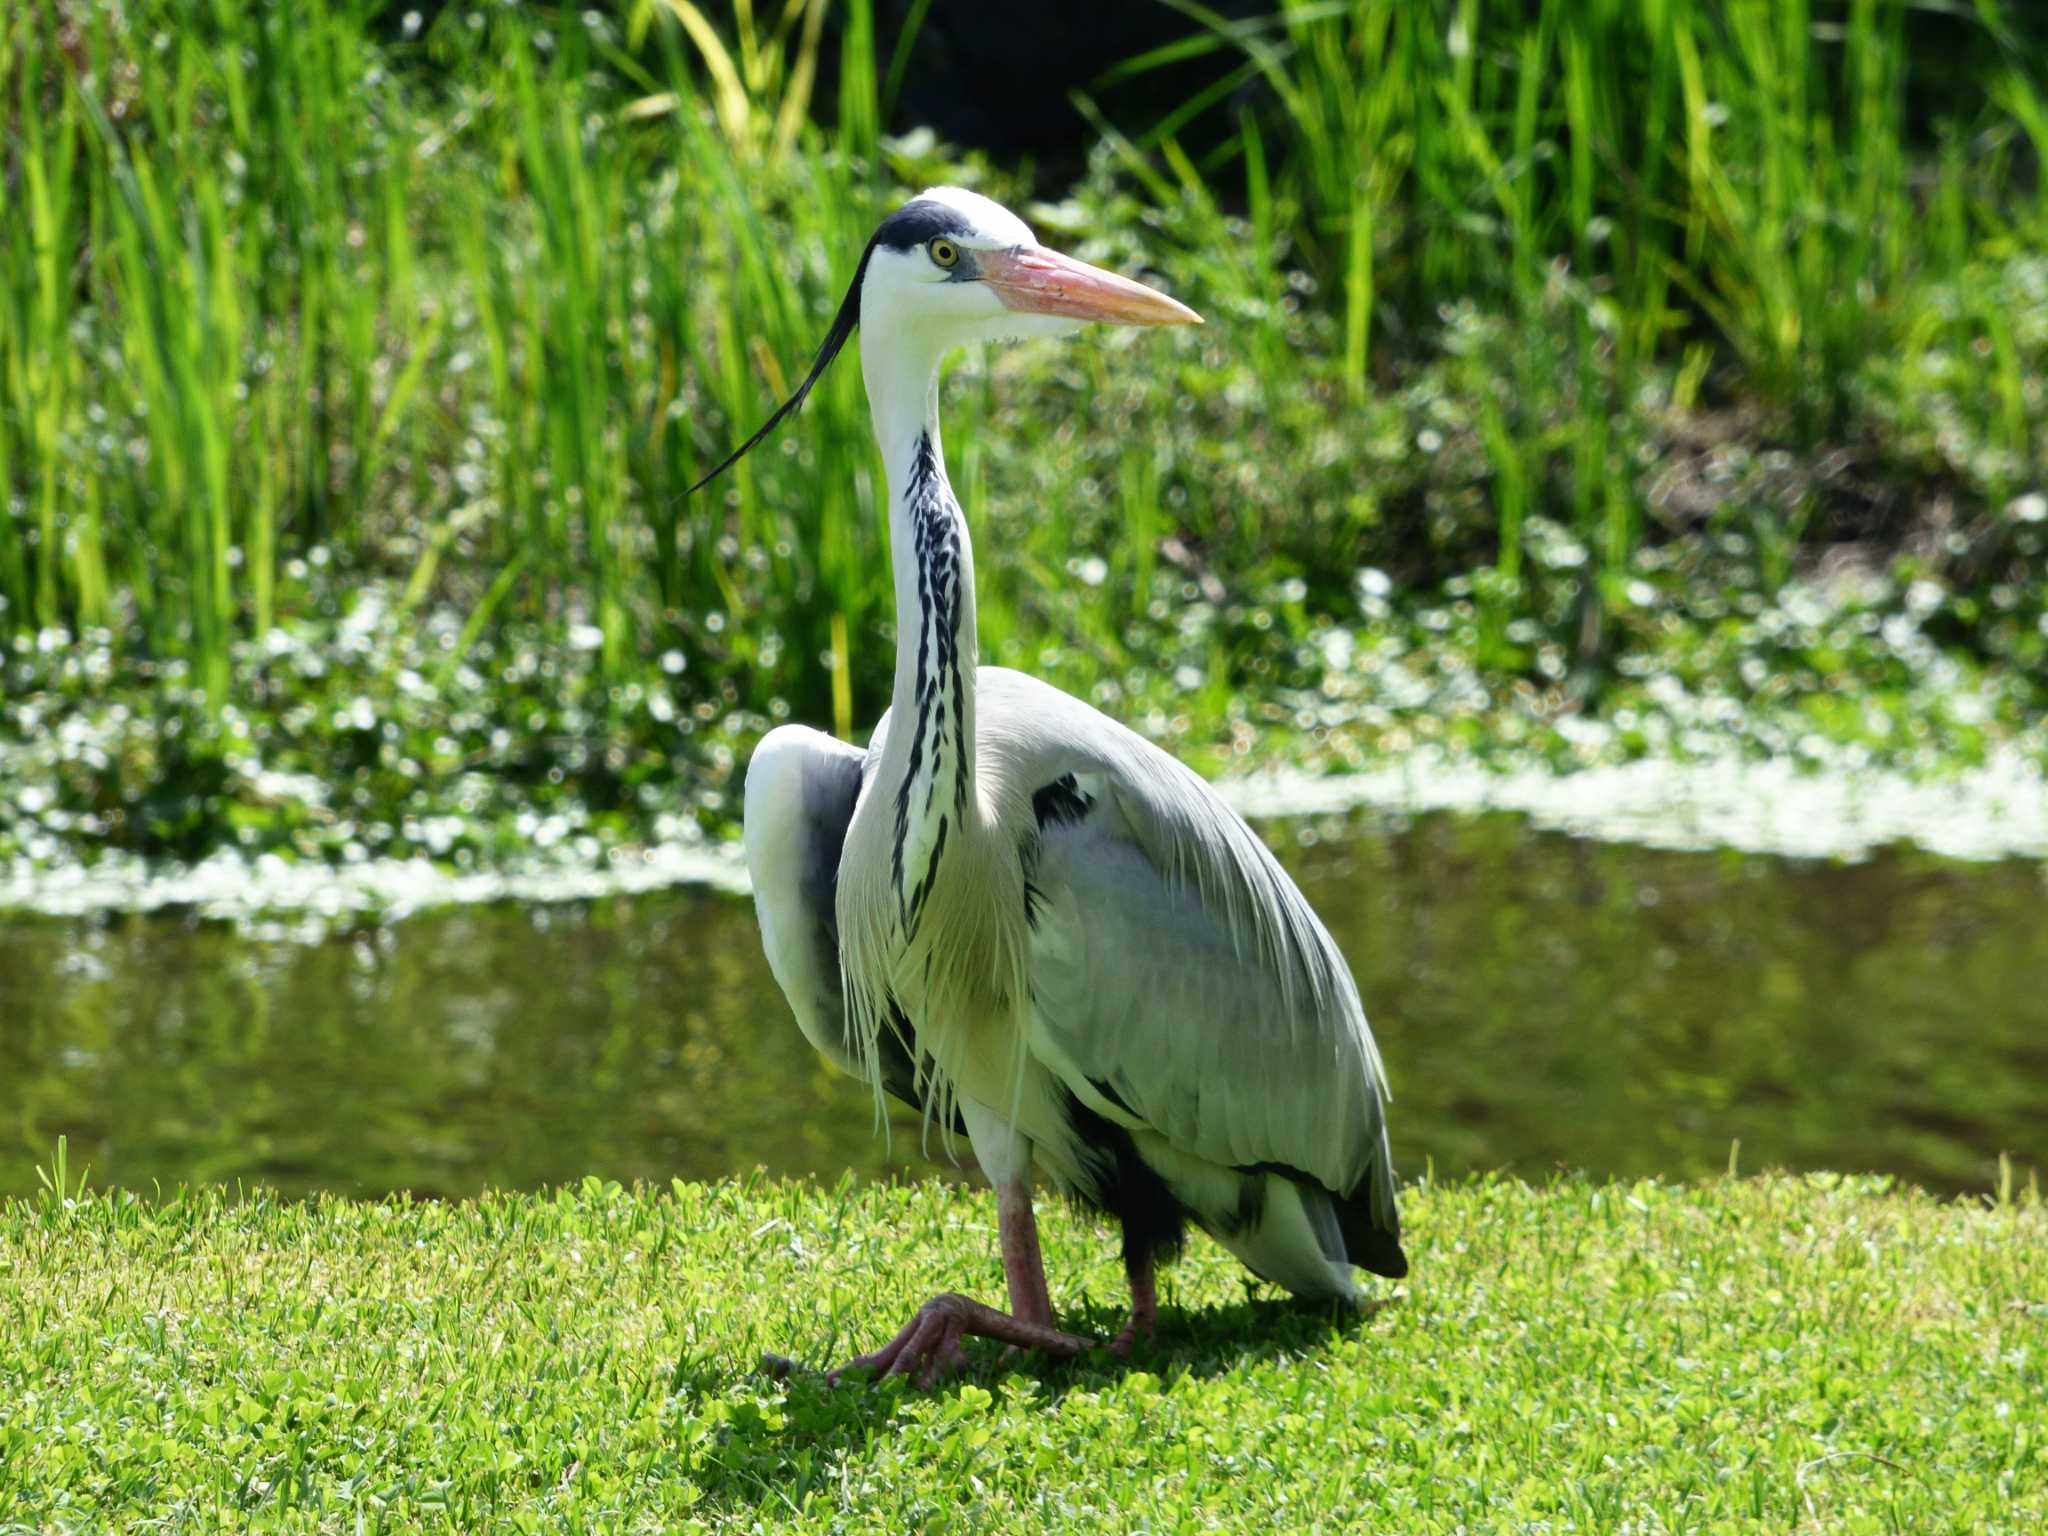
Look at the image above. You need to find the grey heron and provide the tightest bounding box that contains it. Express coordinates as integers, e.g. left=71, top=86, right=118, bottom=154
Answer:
left=706, top=187, right=1404, bottom=1384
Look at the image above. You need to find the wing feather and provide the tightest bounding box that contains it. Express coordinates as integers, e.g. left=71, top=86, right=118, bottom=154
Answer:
left=977, top=669, right=1398, bottom=1225
left=745, top=718, right=969, bottom=1137
left=742, top=725, right=868, bottom=1074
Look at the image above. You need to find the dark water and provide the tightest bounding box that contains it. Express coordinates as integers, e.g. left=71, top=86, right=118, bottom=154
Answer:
left=2, top=812, right=2042, bottom=1201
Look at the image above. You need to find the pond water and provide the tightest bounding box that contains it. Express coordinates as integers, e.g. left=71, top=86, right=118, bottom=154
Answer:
left=2, top=810, right=2042, bottom=1202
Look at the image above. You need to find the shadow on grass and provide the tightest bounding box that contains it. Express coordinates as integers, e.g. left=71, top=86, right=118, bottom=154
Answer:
left=688, top=1291, right=1397, bottom=1512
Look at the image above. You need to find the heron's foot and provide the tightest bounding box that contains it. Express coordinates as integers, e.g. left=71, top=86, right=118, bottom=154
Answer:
left=1109, top=1310, right=1154, bottom=1360
left=828, top=1292, right=1098, bottom=1388
left=1110, top=1250, right=1159, bottom=1360
left=1108, top=1259, right=1160, bottom=1360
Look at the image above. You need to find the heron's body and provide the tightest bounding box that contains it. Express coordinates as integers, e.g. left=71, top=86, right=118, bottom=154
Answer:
left=751, top=664, right=1405, bottom=1300
left=726, top=187, right=1402, bottom=1379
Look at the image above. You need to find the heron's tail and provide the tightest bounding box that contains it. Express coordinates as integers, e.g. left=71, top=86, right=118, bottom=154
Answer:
left=1332, top=1189, right=1407, bottom=1278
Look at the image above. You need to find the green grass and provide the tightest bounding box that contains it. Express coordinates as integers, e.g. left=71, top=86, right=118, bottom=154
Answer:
left=2, top=1172, right=2041, bottom=1532
left=2, top=2, right=2046, bottom=873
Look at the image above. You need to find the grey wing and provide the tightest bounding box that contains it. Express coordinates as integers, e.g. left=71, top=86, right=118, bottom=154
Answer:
left=743, top=718, right=945, bottom=1119
left=981, top=670, right=1402, bottom=1256
left=742, top=724, right=869, bottom=1075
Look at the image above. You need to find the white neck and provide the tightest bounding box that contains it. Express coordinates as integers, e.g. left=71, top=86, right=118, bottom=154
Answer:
left=864, top=333, right=944, bottom=520
left=861, top=331, right=981, bottom=906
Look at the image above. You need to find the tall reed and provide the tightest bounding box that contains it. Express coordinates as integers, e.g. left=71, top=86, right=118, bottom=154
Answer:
left=2, top=0, right=912, bottom=724
left=1118, top=0, right=2044, bottom=656
left=2, top=0, right=2039, bottom=731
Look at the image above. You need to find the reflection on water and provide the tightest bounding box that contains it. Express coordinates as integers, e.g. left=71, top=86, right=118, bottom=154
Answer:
left=2, top=811, right=2042, bottom=1200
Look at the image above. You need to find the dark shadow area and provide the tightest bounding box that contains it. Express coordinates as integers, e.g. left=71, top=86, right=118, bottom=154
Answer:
left=691, top=1290, right=1393, bottom=1512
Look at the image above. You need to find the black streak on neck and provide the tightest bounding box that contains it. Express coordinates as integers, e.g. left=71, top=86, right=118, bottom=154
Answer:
left=891, top=431, right=968, bottom=933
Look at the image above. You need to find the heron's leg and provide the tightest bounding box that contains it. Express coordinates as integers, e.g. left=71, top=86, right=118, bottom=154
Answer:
left=1111, top=1247, right=1157, bottom=1358
left=817, top=1110, right=1104, bottom=1386
left=822, top=1177, right=1098, bottom=1386
left=998, top=1176, right=1057, bottom=1327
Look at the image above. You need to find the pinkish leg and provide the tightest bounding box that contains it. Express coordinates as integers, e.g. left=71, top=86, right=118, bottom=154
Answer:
left=1111, top=1247, right=1157, bottom=1358
left=823, top=1178, right=1100, bottom=1387
left=998, top=1177, right=1057, bottom=1326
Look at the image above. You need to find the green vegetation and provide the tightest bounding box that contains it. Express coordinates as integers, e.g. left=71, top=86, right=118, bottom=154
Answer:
left=3, top=1171, right=2042, bottom=1531
left=3, top=1, right=2046, bottom=874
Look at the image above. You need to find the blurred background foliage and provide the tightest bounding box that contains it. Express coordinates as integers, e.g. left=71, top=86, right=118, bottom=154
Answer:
left=1, top=0, right=2045, bottom=872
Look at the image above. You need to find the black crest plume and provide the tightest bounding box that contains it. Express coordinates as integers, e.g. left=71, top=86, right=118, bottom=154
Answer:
left=685, top=243, right=873, bottom=497
left=686, top=199, right=973, bottom=495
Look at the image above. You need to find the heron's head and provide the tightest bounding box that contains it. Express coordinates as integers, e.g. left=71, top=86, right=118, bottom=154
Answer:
left=855, top=186, right=1201, bottom=345
left=690, top=187, right=1199, bottom=493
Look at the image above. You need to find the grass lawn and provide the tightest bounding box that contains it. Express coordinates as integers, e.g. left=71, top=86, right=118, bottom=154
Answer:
left=2, top=1172, right=2041, bottom=1532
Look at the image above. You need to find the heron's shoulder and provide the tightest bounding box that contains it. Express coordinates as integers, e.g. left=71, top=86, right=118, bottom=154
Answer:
left=973, top=666, right=1262, bottom=862
left=742, top=724, right=867, bottom=879
left=744, top=724, right=862, bottom=809
left=975, top=664, right=1084, bottom=712
left=976, top=666, right=1173, bottom=761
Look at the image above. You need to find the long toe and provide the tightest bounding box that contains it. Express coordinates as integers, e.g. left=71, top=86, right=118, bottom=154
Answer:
left=830, top=1297, right=969, bottom=1387
left=1109, top=1313, right=1154, bottom=1360
left=909, top=1314, right=970, bottom=1389
left=827, top=1309, right=929, bottom=1385
left=830, top=1293, right=1103, bottom=1388
left=881, top=1304, right=954, bottom=1384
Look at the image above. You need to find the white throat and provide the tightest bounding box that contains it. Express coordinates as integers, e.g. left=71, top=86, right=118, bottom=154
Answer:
left=862, top=328, right=945, bottom=504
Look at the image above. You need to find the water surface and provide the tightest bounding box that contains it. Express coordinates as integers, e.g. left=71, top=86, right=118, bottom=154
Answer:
left=2, top=811, right=2041, bottom=1200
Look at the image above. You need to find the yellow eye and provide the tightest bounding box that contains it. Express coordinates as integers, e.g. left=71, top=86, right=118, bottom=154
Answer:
left=928, top=238, right=959, bottom=269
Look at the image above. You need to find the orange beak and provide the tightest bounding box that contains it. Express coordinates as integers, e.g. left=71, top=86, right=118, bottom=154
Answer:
left=979, top=245, right=1202, bottom=327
